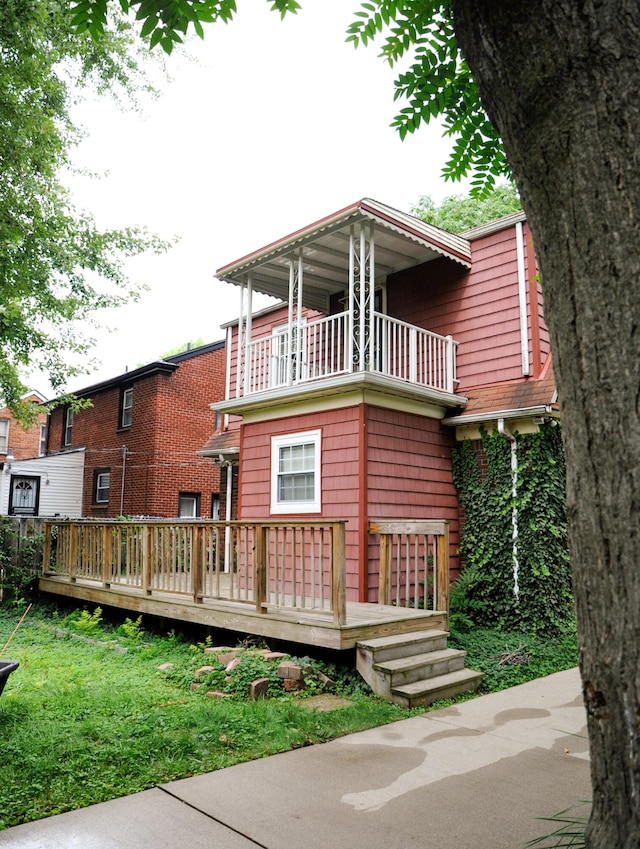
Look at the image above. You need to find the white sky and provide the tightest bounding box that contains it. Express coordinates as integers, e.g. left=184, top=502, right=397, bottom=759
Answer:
left=49, top=0, right=468, bottom=394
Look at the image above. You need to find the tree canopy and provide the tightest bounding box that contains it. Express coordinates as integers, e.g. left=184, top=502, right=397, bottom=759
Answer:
left=411, top=183, right=521, bottom=233
left=0, top=0, right=166, bottom=424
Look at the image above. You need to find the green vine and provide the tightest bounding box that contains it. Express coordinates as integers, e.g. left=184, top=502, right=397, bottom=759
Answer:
left=452, top=424, right=573, bottom=634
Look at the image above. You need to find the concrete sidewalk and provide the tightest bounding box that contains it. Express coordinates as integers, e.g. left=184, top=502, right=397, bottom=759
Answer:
left=1, top=668, right=591, bottom=849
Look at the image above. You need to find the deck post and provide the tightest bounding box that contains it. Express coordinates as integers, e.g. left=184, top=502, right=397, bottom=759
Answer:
left=42, top=522, right=52, bottom=575
left=69, top=523, right=79, bottom=582
left=436, top=521, right=450, bottom=615
left=378, top=531, right=392, bottom=605
left=101, top=524, right=112, bottom=587
left=192, top=524, right=203, bottom=604
left=331, top=522, right=347, bottom=625
left=254, top=525, right=267, bottom=614
left=142, top=525, right=152, bottom=596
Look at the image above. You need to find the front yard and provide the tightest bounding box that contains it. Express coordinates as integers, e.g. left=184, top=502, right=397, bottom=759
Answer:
left=0, top=601, right=577, bottom=830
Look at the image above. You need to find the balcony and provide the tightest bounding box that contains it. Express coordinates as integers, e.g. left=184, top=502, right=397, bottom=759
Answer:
left=242, top=311, right=458, bottom=399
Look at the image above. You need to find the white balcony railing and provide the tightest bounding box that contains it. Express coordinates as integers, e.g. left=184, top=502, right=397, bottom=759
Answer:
left=244, top=312, right=457, bottom=396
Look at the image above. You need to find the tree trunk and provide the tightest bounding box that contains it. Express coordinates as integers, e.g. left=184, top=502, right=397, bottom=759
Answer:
left=452, top=1, right=640, bottom=845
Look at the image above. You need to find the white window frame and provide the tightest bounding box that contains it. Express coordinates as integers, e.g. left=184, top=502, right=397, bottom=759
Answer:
left=271, top=318, right=306, bottom=387
left=0, top=419, right=8, bottom=454
left=94, top=470, right=111, bottom=504
left=39, top=423, right=47, bottom=456
left=63, top=407, right=73, bottom=446
left=121, top=387, right=133, bottom=428
left=270, top=429, right=321, bottom=514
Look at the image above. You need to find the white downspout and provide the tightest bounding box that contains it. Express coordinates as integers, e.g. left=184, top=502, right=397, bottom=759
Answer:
left=498, top=418, right=520, bottom=599
left=516, top=221, right=530, bottom=376
left=224, top=461, right=233, bottom=574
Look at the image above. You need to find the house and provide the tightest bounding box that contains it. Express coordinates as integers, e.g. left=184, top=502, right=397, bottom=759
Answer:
left=40, top=341, right=227, bottom=519
left=0, top=391, right=50, bottom=517
left=201, top=198, right=558, bottom=603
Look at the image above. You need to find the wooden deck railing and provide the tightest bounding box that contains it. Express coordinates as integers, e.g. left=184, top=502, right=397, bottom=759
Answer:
left=369, top=520, right=450, bottom=614
left=43, top=519, right=347, bottom=625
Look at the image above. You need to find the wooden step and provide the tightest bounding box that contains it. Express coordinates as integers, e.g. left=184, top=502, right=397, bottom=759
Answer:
left=374, top=648, right=467, bottom=687
left=391, top=668, right=485, bottom=709
left=357, top=629, right=449, bottom=663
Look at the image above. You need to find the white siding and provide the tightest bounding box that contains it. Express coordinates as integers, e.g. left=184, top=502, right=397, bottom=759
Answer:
left=0, top=450, right=85, bottom=517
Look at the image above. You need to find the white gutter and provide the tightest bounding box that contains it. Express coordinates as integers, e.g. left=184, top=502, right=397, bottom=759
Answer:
left=498, top=418, right=520, bottom=600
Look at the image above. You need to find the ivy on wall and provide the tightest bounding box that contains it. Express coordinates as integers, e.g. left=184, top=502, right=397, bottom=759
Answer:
left=451, top=423, right=573, bottom=633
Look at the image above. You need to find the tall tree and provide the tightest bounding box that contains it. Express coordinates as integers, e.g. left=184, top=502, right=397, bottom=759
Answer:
left=0, top=0, right=165, bottom=424
left=72, top=0, right=640, bottom=844
left=412, top=183, right=521, bottom=233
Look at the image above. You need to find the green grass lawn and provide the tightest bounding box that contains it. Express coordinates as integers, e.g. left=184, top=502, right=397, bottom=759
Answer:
left=0, top=601, right=578, bottom=830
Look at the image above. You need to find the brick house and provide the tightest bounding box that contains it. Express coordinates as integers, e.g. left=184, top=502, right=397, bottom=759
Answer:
left=0, top=392, right=47, bottom=463
left=44, top=341, right=227, bottom=518
left=0, top=392, right=50, bottom=517
left=201, top=199, right=558, bottom=601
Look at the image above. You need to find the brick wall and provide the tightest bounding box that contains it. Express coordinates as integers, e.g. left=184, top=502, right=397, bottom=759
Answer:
left=47, top=344, right=227, bottom=518
left=0, top=395, right=47, bottom=462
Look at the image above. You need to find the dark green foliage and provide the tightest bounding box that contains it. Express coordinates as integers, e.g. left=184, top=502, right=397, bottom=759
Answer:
left=0, top=519, right=43, bottom=604
left=452, top=424, right=573, bottom=633
left=450, top=626, right=577, bottom=694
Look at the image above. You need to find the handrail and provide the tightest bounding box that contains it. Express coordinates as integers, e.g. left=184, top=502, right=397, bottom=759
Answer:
left=42, top=519, right=348, bottom=625
left=369, top=519, right=450, bottom=614
left=242, top=311, right=457, bottom=395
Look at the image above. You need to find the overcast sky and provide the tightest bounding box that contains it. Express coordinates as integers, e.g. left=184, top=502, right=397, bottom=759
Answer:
left=51, top=0, right=469, bottom=394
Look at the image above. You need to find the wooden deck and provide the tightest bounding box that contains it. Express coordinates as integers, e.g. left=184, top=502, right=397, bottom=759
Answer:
left=39, top=575, right=446, bottom=650
left=39, top=518, right=450, bottom=651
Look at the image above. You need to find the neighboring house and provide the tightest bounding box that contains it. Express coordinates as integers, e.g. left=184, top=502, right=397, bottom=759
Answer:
left=0, top=391, right=51, bottom=518
left=0, top=391, right=48, bottom=462
left=0, top=449, right=85, bottom=518
left=201, top=198, right=558, bottom=602
left=45, top=341, right=227, bottom=518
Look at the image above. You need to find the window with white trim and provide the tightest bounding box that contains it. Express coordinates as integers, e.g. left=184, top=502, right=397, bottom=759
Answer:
left=93, top=469, right=111, bottom=504
left=271, top=429, right=321, bottom=514
left=0, top=419, right=8, bottom=454
left=63, top=407, right=73, bottom=447
left=120, top=387, right=133, bottom=428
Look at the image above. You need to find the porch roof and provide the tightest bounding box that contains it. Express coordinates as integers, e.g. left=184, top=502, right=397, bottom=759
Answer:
left=216, top=199, right=472, bottom=312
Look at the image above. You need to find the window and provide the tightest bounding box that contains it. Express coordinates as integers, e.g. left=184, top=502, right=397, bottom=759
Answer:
left=63, top=407, right=73, bottom=447
left=39, top=424, right=47, bottom=456
left=120, top=387, right=133, bottom=428
left=178, top=492, right=201, bottom=518
left=211, top=494, right=220, bottom=520
left=0, top=419, right=8, bottom=454
left=271, top=429, right=321, bottom=514
left=93, top=469, right=111, bottom=504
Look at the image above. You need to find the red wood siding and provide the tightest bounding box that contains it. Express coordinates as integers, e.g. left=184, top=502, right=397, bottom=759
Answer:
left=388, top=224, right=540, bottom=390
left=238, top=407, right=362, bottom=597
left=238, top=404, right=461, bottom=602
left=364, top=407, right=460, bottom=599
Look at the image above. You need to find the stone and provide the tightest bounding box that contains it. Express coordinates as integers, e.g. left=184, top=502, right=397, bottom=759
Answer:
left=284, top=678, right=306, bottom=692
left=225, top=657, right=242, bottom=673
left=278, top=661, right=305, bottom=680
left=263, top=651, right=289, bottom=662
left=206, top=690, right=232, bottom=699
left=157, top=663, right=174, bottom=671
left=217, top=649, right=245, bottom=664
left=249, top=677, right=270, bottom=700
left=194, top=665, right=216, bottom=678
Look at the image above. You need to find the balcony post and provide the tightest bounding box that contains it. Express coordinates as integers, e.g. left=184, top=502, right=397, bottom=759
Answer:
left=445, top=335, right=455, bottom=393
